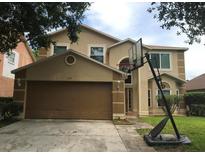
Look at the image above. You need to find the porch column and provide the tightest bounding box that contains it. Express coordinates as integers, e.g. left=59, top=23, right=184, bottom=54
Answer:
left=112, top=80, right=126, bottom=119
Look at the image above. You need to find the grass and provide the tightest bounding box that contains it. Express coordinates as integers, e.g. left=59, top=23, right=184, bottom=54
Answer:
left=137, top=116, right=205, bottom=152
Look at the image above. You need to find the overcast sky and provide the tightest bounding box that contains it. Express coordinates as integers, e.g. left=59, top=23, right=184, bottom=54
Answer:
left=84, top=2, right=205, bottom=80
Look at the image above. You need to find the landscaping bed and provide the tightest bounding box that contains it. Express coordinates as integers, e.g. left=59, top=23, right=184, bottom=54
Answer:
left=0, top=118, right=20, bottom=128
left=136, top=116, right=205, bottom=152
left=113, top=118, right=133, bottom=125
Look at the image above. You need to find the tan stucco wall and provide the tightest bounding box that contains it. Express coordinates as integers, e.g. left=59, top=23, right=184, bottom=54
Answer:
left=177, top=52, right=185, bottom=79
left=13, top=52, right=126, bottom=119
left=38, top=26, right=187, bottom=117
left=44, top=27, right=118, bottom=64
left=108, top=42, right=133, bottom=68
left=148, top=76, right=182, bottom=115
left=133, top=49, right=186, bottom=116
left=144, top=50, right=180, bottom=77
left=26, top=52, right=121, bottom=82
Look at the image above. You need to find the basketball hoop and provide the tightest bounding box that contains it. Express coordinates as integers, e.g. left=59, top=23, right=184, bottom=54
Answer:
left=127, top=38, right=191, bottom=145
left=128, top=38, right=144, bottom=70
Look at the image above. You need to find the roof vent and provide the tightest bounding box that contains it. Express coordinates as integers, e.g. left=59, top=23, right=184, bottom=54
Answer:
left=65, top=55, right=76, bottom=65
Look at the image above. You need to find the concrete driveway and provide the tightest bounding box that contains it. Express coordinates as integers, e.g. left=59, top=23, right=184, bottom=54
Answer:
left=0, top=120, right=127, bottom=152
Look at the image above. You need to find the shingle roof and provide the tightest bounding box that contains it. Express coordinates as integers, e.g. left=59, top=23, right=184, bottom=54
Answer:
left=185, top=73, right=205, bottom=91
left=107, top=38, right=188, bottom=51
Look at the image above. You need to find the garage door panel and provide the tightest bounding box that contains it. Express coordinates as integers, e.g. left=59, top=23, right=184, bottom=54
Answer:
left=26, top=81, right=112, bottom=119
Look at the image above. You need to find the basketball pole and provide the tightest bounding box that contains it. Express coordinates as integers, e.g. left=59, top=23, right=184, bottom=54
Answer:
left=144, top=52, right=181, bottom=140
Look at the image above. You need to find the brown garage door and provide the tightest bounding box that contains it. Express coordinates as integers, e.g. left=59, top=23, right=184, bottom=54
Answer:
left=25, top=81, right=112, bottom=119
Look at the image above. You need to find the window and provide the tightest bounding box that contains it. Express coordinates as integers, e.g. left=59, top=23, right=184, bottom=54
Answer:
left=65, top=55, right=76, bottom=65
left=7, top=52, right=15, bottom=64
left=148, top=90, right=151, bottom=107
left=150, top=53, right=170, bottom=69
left=157, top=89, right=171, bottom=106
left=119, top=58, right=132, bottom=84
left=150, top=53, right=160, bottom=68
left=90, top=47, right=104, bottom=63
left=176, top=89, right=179, bottom=96
left=54, top=46, right=67, bottom=55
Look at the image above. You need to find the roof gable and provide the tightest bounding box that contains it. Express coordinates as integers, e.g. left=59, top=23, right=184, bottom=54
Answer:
left=48, top=24, right=121, bottom=42
left=148, top=73, right=186, bottom=83
left=108, top=38, right=135, bottom=49
left=12, top=49, right=125, bottom=76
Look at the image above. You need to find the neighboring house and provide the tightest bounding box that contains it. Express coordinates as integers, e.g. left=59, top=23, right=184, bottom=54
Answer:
left=0, top=41, right=35, bottom=97
left=185, top=73, right=205, bottom=92
left=12, top=24, right=188, bottom=119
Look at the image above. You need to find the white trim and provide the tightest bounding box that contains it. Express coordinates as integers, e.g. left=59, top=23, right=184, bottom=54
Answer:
left=64, top=55, right=76, bottom=66
left=51, top=42, right=70, bottom=56
left=149, top=51, right=172, bottom=71
left=3, top=50, right=19, bottom=79
left=108, top=38, right=135, bottom=49
left=88, top=44, right=106, bottom=63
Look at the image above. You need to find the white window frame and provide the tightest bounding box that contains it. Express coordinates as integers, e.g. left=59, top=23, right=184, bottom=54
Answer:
left=51, top=42, right=70, bottom=55
left=7, top=52, right=15, bottom=65
left=149, top=51, right=172, bottom=71
left=3, top=50, right=19, bottom=79
left=88, top=44, right=106, bottom=63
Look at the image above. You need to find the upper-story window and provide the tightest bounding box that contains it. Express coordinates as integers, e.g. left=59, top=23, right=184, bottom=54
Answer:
left=7, top=52, right=15, bottom=65
left=54, top=45, right=67, bottom=55
left=90, top=47, right=104, bottom=63
left=150, top=53, right=171, bottom=69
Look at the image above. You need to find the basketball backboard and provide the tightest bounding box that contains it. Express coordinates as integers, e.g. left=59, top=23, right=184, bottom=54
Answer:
left=128, top=38, right=143, bottom=70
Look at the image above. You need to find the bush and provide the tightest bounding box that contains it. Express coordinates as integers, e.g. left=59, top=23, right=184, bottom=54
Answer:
left=0, top=97, right=13, bottom=103
left=0, top=97, right=23, bottom=120
left=157, top=94, right=184, bottom=114
left=190, top=104, right=205, bottom=116
left=184, top=92, right=205, bottom=116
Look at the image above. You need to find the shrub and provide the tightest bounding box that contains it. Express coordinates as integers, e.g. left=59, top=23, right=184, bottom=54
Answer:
left=0, top=97, right=23, bottom=120
left=184, top=92, right=205, bottom=116
left=0, top=97, right=13, bottom=103
left=157, top=94, right=184, bottom=114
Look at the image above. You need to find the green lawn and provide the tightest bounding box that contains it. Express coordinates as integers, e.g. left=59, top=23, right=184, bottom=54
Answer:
left=137, top=116, right=205, bottom=152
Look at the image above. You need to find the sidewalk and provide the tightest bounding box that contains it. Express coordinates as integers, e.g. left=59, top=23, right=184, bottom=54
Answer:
left=115, top=124, right=156, bottom=152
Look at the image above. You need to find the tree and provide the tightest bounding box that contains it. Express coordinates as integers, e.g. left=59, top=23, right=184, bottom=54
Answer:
left=0, top=2, right=90, bottom=54
left=148, top=2, right=205, bottom=44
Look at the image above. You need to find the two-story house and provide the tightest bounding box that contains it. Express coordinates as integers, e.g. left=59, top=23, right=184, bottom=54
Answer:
left=0, top=41, right=35, bottom=97
left=12, top=24, right=187, bottom=119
